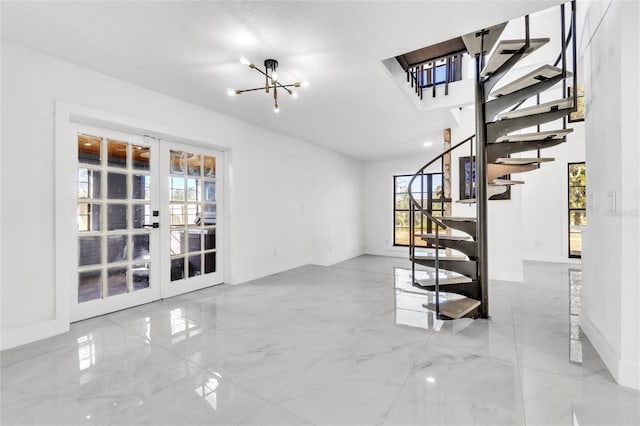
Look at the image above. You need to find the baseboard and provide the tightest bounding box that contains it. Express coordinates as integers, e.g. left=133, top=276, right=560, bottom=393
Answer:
left=0, top=318, right=69, bottom=351
left=618, top=358, right=640, bottom=390
left=522, top=256, right=582, bottom=265
left=580, top=313, right=621, bottom=382
left=363, top=248, right=407, bottom=258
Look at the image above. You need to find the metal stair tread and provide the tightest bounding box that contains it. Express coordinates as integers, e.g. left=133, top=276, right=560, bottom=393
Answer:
left=490, top=179, right=525, bottom=185
left=423, top=297, right=481, bottom=319
left=495, top=157, right=554, bottom=165
left=411, top=254, right=470, bottom=262
left=481, top=38, right=550, bottom=77
left=419, top=233, right=473, bottom=241
left=491, top=65, right=571, bottom=97
left=496, top=98, right=573, bottom=121
left=462, top=22, right=507, bottom=56
left=495, top=128, right=573, bottom=143
left=415, top=276, right=474, bottom=286
left=441, top=217, right=477, bottom=222
left=487, top=163, right=539, bottom=181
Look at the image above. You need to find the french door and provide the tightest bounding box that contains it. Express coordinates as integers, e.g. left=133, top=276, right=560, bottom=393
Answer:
left=159, top=141, right=223, bottom=298
left=71, top=124, right=223, bottom=321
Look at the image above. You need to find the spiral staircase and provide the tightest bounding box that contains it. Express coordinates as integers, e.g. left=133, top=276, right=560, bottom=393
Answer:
left=408, top=1, right=578, bottom=320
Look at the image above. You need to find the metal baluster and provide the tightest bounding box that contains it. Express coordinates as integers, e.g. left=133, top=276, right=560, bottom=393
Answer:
left=561, top=4, right=567, bottom=129
left=435, top=215, right=440, bottom=319
left=432, top=62, right=437, bottom=98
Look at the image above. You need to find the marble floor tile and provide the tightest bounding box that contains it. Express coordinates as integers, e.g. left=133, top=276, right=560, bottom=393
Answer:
left=520, top=366, right=640, bottom=426
left=382, top=348, right=525, bottom=426
left=239, top=401, right=314, bottom=426
left=272, top=317, right=429, bottom=425
left=1, top=256, right=637, bottom=426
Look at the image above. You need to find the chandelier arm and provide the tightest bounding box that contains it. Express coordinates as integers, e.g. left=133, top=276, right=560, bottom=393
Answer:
left=236, top=87, right=270, bottom=94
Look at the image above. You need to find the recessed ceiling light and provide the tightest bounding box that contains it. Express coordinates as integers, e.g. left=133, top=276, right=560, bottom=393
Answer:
left=423, top=141, right=433, bottom=147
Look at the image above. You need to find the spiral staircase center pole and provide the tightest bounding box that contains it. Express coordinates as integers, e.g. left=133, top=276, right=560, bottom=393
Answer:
left=475, top=54, right=490, bottom=319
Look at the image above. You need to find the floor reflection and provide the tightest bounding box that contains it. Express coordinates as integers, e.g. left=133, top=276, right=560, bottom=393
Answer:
left=393, top=267, right=467, bottom=331
left=569, top=269, right=583, bottom=364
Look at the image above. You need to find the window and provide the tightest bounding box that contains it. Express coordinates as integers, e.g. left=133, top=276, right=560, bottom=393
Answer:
left=413, top=54, right=463, bottom=88
left=568, top=162, right=586, bottom=258
left=394, top=174, right=446, bottom=247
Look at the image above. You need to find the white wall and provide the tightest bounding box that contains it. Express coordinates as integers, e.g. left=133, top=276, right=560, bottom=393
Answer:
left=521, top=124, right=585, bottom=263
left=579, top=0, right=639, bottom=390
left=0, top=42, right=364, bottom=349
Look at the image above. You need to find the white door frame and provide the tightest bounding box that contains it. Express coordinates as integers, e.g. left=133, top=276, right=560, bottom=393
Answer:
left=54, top=100, right=230, bottom=326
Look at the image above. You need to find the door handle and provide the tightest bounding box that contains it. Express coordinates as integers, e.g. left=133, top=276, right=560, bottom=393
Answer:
left=143, top=223, right=159, bottom=229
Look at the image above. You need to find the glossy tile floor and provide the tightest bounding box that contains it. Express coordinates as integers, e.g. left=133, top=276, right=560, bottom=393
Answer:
left=1, top=255, right=639, bottom=425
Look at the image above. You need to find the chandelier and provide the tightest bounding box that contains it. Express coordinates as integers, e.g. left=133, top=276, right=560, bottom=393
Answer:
left=227, top=57, right=308, bottom=113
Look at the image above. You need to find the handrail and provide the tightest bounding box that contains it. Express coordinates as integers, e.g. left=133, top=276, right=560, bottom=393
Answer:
left=508, top=14, right=574, bottom=113
left=407, top=134, right=475, bottom=320
left=407, top=134, right=475, bottom=228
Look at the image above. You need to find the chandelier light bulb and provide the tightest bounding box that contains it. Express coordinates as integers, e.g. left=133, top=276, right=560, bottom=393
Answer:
left=291, top=91, right=298, bottom=98
left=271, top=71, right=278, bottom=82
left=227, top=88, right=238, bottom=96
left=240, top=56, right=250, bottom=65
left=274, top=105, right=280, bottom=114
left=301, top=81, right=310, bottom=87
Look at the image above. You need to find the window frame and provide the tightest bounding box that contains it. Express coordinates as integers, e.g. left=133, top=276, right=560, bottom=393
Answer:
left=393, top=173, right=447, bottom=247
left=568, top=162, right=586, bottom=259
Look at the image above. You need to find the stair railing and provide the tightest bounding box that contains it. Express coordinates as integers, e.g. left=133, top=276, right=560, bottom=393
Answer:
left=406, top=54, right=464, bottom=100
left=408, top=134, right=475, bottom=319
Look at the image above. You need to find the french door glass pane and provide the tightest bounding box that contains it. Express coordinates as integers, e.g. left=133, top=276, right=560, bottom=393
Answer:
left=78, top=169, right=101, bottom=199
left=107, top=235, right=128, bottom=263
left=79, top=236, right=101, bottom=266
left=188, top=255, right=201, bottom=277
left=203, top=156, right=216, bottom=177
left=77, top=203, right=101, bottom=232
left=170, top=150, right=185, bottom=174
left=204, top=228, right=216, bottom=250
left=132, top=145, right=150, bottom=170
left=204, top=181, right=215, bottom=202
left=107, top=204, right=128, bottom=230
left=188, top=231, right=201, bottom=252
left=79, top=270, right=102, bottom=302
left=204, top=252, right=216, bottom=273
left=107, top=267, right=128, bottom=296
left=132, top=175, right=151, bottom=200
left=107, top=172, right=127, bottom=199
left=78, top=134, right=101, bottom=165
left=107, top=140, right=128, bottom=168
left=170, top=230, right=185, bottom=255
left=187, top=179, right=200, bottom=201
left=188, top=154, right=201, bottom=176
left=132, top=234, right=150, bottom=261
left=132, top=264, right=150, bottom=290
left=171, top=258, right=185, bottom=281
left=132, top=204, right=151, bottom=228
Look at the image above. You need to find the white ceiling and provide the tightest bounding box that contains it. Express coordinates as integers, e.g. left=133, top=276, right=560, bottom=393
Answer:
left=1, top=1, right=561, bottom=160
